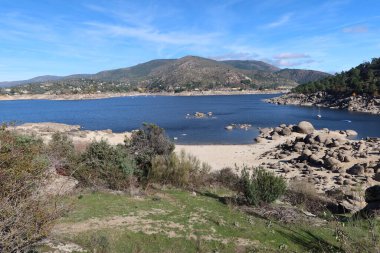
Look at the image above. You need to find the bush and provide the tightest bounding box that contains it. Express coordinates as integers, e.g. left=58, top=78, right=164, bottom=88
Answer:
left=240, top=167, right=286, bottom=206
left=210, top=167, right=241, bottom=191
left=0, top=129, right=65, bottom=252
left=46, top=132, right=78, bottom=176
left=75, top=140, right=136, bottom=190
left=149, top=150, right=211, bottom=188
left=126, top=123, right=174, bottom=178
left=285, top=180, right=329, bottom=215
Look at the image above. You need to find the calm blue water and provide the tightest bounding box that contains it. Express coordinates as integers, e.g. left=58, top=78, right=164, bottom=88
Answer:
left=0, top=94, right=379, bottom=144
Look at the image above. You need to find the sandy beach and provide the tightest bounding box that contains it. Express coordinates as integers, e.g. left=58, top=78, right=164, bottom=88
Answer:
left=11, top=122, right=294, bottom=171
left=10, top=122, right=380, bottom=203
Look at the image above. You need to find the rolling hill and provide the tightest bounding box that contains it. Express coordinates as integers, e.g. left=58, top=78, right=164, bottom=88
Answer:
left=0, top=56, right=331, bottom=94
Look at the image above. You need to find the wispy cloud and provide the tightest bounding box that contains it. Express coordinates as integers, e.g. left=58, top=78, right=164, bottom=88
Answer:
left=262, top=13, right=292, bottom=28
left=210, top=52, right=259, bottom=61
left=342, top=25, right=368, bottom=33
left=272, top=59, right=316, bottom=67
left=273, top=53, right=310, bottom=59
left=84, top=22, right=219, bottom=46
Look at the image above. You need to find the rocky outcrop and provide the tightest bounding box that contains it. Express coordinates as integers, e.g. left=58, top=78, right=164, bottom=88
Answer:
left=266, top=92, right=380, bottom=115
left=255, top=121, right=380, bottom=213
left=355, top=185, right=380, bottom=218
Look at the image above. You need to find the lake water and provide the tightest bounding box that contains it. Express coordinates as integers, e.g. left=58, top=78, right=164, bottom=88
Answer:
left=0, top=94, right=379, bottom=144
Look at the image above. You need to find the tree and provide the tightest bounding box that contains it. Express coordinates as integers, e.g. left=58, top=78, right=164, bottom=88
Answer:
left=126, top=124, right=175, bottom=179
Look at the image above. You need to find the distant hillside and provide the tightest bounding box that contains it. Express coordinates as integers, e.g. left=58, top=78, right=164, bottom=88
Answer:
left=0, top=56, right=331, bottom=94
left=221, top=60, right=280, bottom=72
left=0, top=75, right=63, bottom=87
left=293, top=57, right=380, bottom=95
left=276, top=69, right=331, bottom=84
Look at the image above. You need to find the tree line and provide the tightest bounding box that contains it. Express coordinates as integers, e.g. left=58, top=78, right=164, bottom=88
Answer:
left=293, top=57, right=380, bottom=96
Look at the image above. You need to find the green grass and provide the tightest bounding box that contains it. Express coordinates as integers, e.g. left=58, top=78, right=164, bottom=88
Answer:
left=50, top=189, right=379, bottom=253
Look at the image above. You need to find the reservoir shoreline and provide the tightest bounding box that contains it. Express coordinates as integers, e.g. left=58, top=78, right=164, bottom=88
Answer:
left=0, top=89, right=286, bottom=101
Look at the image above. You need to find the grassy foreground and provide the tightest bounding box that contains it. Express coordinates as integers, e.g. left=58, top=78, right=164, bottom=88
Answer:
left=42, top=188, right=378, bottom=253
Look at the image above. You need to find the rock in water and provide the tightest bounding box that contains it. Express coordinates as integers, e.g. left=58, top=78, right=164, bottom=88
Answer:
left=295, top=121, right=315, bottom=134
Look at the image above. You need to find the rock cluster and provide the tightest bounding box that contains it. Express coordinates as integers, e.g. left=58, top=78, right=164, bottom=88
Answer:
left=255, top=123, right=295, bottom=143
left=266, top=92, right=380, bottom=115
left=256, top=121, right=380, bottom=212
left=186, top=111, right=214, bottom=119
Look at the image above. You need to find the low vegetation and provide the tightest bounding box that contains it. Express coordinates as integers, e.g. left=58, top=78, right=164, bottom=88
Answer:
left=0, top=129, right=66, bottom=252
left=241, top=167, right=287, bottom=206
left=1, top=123, right=379, bottom=252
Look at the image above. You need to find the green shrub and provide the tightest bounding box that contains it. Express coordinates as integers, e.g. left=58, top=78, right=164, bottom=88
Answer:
left=149, top=150, right=211, bottom=188
left=46, top=132, right=78, bottom=176
left=210, top=167, right=240, bottom=191
left=0, top=130, right=47, bottom=197
left=241, top=167, right=286, bottom=206
left=126, top=123, right=174, bottom=178
left=0, top=129, right=65, bottom=252
left=285, top=180, right=330, bottom=215
left=75, top=140, right=136, bottom=190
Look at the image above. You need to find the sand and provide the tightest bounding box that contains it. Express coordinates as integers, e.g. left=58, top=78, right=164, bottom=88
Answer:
left=175, top=134, right=301, bottom=171
left=11, top=122, right=297, bottom=172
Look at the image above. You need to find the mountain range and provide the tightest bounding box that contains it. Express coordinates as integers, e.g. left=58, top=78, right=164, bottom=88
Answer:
left=0, top=56, right=330, bottom=92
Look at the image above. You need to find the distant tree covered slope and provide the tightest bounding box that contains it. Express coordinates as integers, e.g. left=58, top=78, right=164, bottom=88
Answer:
left=293, top=58, right=380, bottom=96
left=0, top=56, right=331, bottom=94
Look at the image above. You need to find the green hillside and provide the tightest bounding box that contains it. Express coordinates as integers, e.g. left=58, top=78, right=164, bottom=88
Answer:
left=293, top=58, right=380, bottom=95
left=0, top=56, right=331, bottom=95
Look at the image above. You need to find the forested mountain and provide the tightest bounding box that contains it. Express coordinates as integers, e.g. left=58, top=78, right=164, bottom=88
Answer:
left=0, top=56, right=330, bottom=94
left=276, top=69, right=331, bottom=85
left=293, top=58, right=380, bottom=96
left=221, top=60, right=280, bottom=72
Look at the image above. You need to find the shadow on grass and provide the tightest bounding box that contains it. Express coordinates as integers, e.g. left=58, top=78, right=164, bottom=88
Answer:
left=275, top=226, right=343, bottom=253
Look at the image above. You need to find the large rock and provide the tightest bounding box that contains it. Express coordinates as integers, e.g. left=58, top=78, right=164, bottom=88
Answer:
left=346, top=164, right=365, bottom=176
left=374, top=172, right=380, bottom=182
left=309, top=154, right=323, bottom=166
left=295, top=121, right=315, bottom=134
left=324, top=156, right=342, bottom=170
left=365, top=185, right=380, bottom=203
left=280, top=127, right=292, bottom=136
left=255, top=137, right=265, bottom=143
left=259, top=128, right=271, bottom=135
left=356, top=185, right=380, bottom=218
left=346, top=130, right=358, bottom=136
left=271, top=132, right=280, bottom=140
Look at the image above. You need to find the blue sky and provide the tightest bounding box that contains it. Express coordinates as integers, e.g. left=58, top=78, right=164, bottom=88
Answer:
left=1, top=0, right=380, bottom=81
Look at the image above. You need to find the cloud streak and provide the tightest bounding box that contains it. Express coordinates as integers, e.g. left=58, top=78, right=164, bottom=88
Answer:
left=210, top=52, right=259, bottom=61
left=262, top=13, right=292, bottom=28
left=342, top=25, right=368, bottom=33
left=273, top=53, right=310, bottom=59
left=84, top=22, right=219, bottom=46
